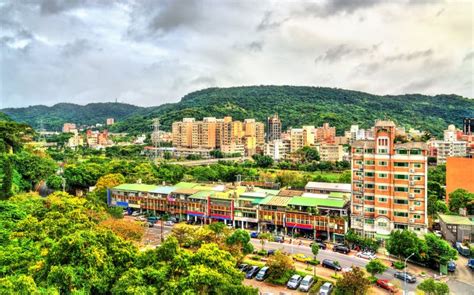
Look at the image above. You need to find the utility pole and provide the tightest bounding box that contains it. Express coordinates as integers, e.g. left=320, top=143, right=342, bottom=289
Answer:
left=152, top=118, right=161, bottom=160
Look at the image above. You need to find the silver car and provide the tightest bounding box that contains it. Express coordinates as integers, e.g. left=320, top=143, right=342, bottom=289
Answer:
left=299, top=275, right=314, bottom=292
left=319, top=282, right=333, bottom=295
left=286, top=274, right=302, bottom=289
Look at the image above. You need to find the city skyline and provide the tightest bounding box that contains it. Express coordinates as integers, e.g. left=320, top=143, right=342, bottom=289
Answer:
left=1, top=0, right=473, bottom=108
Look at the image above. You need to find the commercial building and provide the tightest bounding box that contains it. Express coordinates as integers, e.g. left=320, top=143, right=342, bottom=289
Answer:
left=264, top=139, right=290, bottom=160
left=438, top=214, right=474, bottom=243
left=108, top=181, right=350, bottom=240
left=446, top=157, right=474, bottom=199
left=266, top=113, right=282, bottom=142
left=350, top=120, right=428, bottom=239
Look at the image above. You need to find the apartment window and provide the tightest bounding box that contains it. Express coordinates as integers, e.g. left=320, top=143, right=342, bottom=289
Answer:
left=365, top=160, right=375, bottom=165
left=365, top=196, right=374, bottom=201
left=394, top=174, right=409, bottom=180
left=395, top=224, right=408, bottom=229
left=378, top=197, right=388, bottom=202
left=378, top=209, right=388, bottom=215
left=365, top=184, right=374, bottom=189
left=378, top=138, right=389, bottom=146
left=378, top=161, right=388, bottom=166
left=414, top=201, right=421, bottom=206
left=414, top=227, right=422, bottom=231
left=365, top=149, right=375, bottom=154
left=378, top=173, right=388, bottom=178
left=395, top=186, right=408, bottom=192
left=378, top=221, right=388, bottom=227
left=378, top=185, right=388, bottom=190
left=414, top=214, right=421, bottom=219
left=378, top=149, right=388, bottom=154
left=414, top=189, right=421, bottom=194
left=365, top=207, right=375, bottom=213
left=394, top=211, right=408, bottom=217
left=366, top=219, right=374, bottom=224
left=394, top=162, right=409, bottom=167
left=413, top=163, right=422, bottom=168
left=413, top=176, right=422, bottom=181
left=394, top=199, right=408, bottom=205
left=397, top=149, right=408, bottom=155
left=356, top=160, right=362, bottom=165
left=411, top=149, right=421, bottom=155
left=365, top=172, right=375, bottom=177
left=355, top=148, right=363, bottom=153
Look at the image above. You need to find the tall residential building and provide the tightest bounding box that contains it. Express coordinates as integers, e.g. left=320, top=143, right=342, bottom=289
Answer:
left=264, top=139, right=290, bottom=160
left=350, top=120, right=428, bottom=239
left=290, top=128, right=304, bottom=153
left=463, top=118, right=474, bottom=135
left=266, top=114, right=282, bottom=142
left=428, top=125, right=467, bottom=165
left=62, top=123, right=76, bottom=133
left=315, top=123, right=336, bottom=143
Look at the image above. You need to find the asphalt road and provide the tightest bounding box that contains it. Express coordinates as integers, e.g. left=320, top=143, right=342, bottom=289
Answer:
left=251, top=239, right=420, bottom=293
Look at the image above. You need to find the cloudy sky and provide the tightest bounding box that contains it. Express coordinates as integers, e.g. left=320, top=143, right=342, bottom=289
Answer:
left=1, top=0, right=472, bottom=108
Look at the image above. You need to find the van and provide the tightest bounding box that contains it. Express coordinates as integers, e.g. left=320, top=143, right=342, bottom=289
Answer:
left=299, top=275, right=314, bottom=292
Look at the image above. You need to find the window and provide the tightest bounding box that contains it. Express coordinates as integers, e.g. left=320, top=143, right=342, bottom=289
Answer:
left=365, top=207, right=375, bottom=213
left=394, top=211, right=408, bottom=217
left=394, top=162, right=409, bottom=167
left=378, top=138, right=389, bottom=146
left=356, top=160, right=362, bottom=165
left=395, top=174, right=409, bottom=180
left=414, top=214, right=421, bottom=219
left=378, top=149, right=388, bottom=154
left=365, top=196, right=374, bottom=201
left=378, top=197, right=388, bottom=202
left=355, top=171, right=363, bottom=176
left=365, top=183, right=374, bottom=189
left=365, top=172, right=375, bottom=177
left=413, top=163, right=422, bottom=168
left=378, top=185, right=388, bottom=190
left=378, top=209, right=388, bottom=215
left=394, top=199, right=408, bottom=205
left=411, top=149, right=421, bottom=155
left=395, top=186, right=408, bottom=192
left=414, top=201, right=421, bottom=206
left=414, top=189, right=421, bottom=194
left=378, top=173, right=388, bottom=178
left=355, top=148, right=363, bottom=153
left=378, top=161, right=388, bottom=166
left=365, top=149, right=374, bottom=154
left=397, top=149, right=408, bottom=155
left=395, top=224, right=408, bottom=229
left=366, top=219, right=374, bottom=224
left=413, top=175, right=422, bottom=181
left=414, top=227, right=422, bottom=231
left=378, top=221, right=388, bottom=227
left=365, top=160, right=375, bottom=165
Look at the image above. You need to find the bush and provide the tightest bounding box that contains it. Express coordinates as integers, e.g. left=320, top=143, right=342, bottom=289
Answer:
left=368, top=276, right=378, bottom=284
left=250, top=255, right=261, bottom=261
left=268, top=270, right=295, bottom=285
left=309, top=279, right=328, bottom=294
left=257, top=250, right=267, bottom=256
left=331, top=274, right=342, bottom=280
left=308, top=259, right=320, bottom=266
left=392, top=261, right=405, bottom=270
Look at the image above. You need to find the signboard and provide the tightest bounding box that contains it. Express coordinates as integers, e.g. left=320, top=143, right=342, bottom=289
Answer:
left=116, top=201, right=128, bottom=207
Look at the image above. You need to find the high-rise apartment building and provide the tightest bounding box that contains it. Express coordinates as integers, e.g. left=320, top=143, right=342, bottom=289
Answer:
left=315, top=123, right=336, bottom=143
left=427, top=125, right=467, bottom=165
left=267, top=114, right=282, bottom=142
left=350, top=120, right=428, bottom=239
left=463, top=118, right=474, bottom=135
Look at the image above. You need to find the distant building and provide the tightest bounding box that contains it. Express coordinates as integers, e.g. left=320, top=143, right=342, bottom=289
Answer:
left=428, top=125, right=467, bottom=164
left=463, top=118, right=474, bottom=135
left=438, top=214, right=474, bottom=243
left=266, top=113, right=282, bottom=142
left=315, top=123, right=336, bottom=143
left=67, top=131, right=83, bottom=148
left=106, top=118, right=115, bottom=125
left=446, top=157, right=474, bottom=199
left=316, top=143, right=344, bottom=162
left=305, top=182, right=351, bottom=194
left=264, top=139, right=290, bottom=160
left=62, top=123, right=76, bottom=133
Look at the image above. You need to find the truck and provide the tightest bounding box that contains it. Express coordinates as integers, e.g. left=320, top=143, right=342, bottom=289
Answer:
left=468, top=258, right=474, bottom=270
left=455, top=242, right=470, bottom=257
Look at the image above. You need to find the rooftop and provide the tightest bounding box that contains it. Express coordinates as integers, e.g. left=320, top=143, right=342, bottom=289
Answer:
left=394, top=142, right=428, bottom=150
left=375, top=120, right=396, bottom=127
left=438, top=214, right=474, bottom=226
left=260, top=196, right=293, bottom=207
left=288, top=196, right=346, bottom=208
left=113, top=183, right=158, bottom=192
left=305, top=182, right=351, bottom=192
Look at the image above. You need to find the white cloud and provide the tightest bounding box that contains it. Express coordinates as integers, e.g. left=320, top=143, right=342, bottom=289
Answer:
left=0, top=0, right=472, bottom=108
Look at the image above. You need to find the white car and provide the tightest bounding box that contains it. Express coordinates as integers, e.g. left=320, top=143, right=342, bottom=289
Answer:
left=131, top=211, right=140, bottom=216
left=164, top=221, right=174, bottom=226
left=356, top=251, right=377, bottom=260
left=319, top=282, right=333, bottom=295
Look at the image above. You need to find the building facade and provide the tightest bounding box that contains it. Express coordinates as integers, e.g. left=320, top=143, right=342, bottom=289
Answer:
left=316, top=143, right=344, bottom=162
left=463, top=118, right=474, bottom=135
left=62, top=123, right=77, bottom=133
left=350, top=120, right=428, bottom=239
left=446, top=157, right=474, bottom=199
left=315, top=123, right=336, bottom=143
left=266, top=113, right=282, bottom=142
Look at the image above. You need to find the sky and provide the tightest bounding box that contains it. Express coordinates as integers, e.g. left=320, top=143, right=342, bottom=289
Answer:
left=1, top=0, right=473, bottom=108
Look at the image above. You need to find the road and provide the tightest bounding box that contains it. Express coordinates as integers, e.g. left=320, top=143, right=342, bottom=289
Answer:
left=252, top=239, right=420, bottom=293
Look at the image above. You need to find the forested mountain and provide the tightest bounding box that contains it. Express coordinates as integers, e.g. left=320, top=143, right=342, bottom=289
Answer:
left=2, top=86, right=473, bottom=136
left=1, top=102, right=144, bottom=131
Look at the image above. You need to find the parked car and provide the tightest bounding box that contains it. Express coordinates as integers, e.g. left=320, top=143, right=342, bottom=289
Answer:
left=467, top=258, right=474, bottom=270
left=448, top=260, right=456, bottom=272
left=274, top=235, right=284, bottom=243
left=238, top=264, right=248, bottom=271
left=164, top=221, right=174, bottom=226
left=266, top=249, right=275, bottom=256
left=250, top=231, right=259, bottom=238
left=394, top=271, right=416, bottom=283
left=310, top=242, right=327, bottom=250
left=292, top=253, right=312, bottom=263
left=356, top=251, right=377, bottom=260
left=146, top=222, right=154, bottom=228
left=245, top=266, right=260, bottom=279
left=255, top=266, right=270, bottom=281
left=433, top=230, right=443, bottom=238
left=376, top=279, right=398, bottom=293
left=147, top=216, right=159, bottom=223
left=286, top=274, right=302, bottom=289
left=322, top=259, right=342, bottom=271
left=333, top=244, right=350, bottom=254
left=319, top=282, right=333, bottom=295
left=299, top=275, right=314, bottom=292
left=455, top=242, right=470, bottom=257
left=131, top=211, right=140, bottom=216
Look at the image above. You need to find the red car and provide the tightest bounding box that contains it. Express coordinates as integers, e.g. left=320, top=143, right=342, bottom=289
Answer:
left=376, top=279, right=398, bottom=293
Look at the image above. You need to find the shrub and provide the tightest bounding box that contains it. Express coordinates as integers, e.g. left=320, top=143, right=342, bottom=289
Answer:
left=268, top=269, right=295, bottom=285
left=309, top=279, right=328, bottom=294
left=392, top=261, right=405, bottom=270
left=331, top=274, right=342, bottom=280
left=257, top=250, right=267, bottom=256
left=368, top=276, right=378, bottom=284
left=250, top=255, right=261, bottom=261
left=308, top=259, right=320, bottom=265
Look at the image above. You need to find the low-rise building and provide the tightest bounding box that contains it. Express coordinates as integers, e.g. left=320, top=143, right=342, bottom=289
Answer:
left=264, top=139, right=290, bottom=160
left=305, top=182, right=351, bottom=194
left=316, top=143, right=344, bottom=162
left=438, top=214, right=474, bottom=243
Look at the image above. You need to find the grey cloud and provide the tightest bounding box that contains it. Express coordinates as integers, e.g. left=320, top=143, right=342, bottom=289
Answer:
left=61, top=39, right=93, bottom=57
left=39, top=0, right=83, bottom=15
left=384, top=49, right=433, bottom=62
left=435, top=8, right=445, bottom=17
left=463, top=52, right=474, bottom=62
left=191, top=76, right=216, bottom=86
left=247, top=41, right=263, bottom=52
left=256, top=11, right=288, bottom=31
left=315, top=43, right=380, bottom=63
left=401, top=76, right=439, bottom=93
left=301, top=0, right=381, bottom=17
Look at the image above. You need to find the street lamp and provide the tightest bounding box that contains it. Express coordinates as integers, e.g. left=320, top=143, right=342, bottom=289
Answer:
left=404, top=253, right=415, bottom=295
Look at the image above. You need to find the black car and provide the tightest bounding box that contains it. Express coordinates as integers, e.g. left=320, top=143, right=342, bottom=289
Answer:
left=310, top=242, right=327, bottom=250
left=333, top=244, right=350, bottom=254
left=394, top=271, right=416, bottom=283
left=267, top=249, right=275, bottom=256
left=238, top=264, right=249, bottom=272
left=255, top=266, right=270, bottom=281
left=322, top=259, right=342, bottom=271
left=245, top=266, right=260, bottom=279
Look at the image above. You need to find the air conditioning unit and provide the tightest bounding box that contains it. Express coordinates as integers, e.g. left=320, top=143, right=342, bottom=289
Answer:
left=409, top=193, right=415, bottom=199
left=409, top=218, right=415, bottom=223
left=410, top=169, right=415, bottom=173
left=410, top=181, right=415, bottom=186
left=410, top=207, right=415, bottom=211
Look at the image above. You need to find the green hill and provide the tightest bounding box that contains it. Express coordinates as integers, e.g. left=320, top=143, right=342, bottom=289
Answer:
left=1, top=102, right=144, bottom=131
left=110, top=86, right=474, bottom=137
left=2, top=86, right=473, bottom=136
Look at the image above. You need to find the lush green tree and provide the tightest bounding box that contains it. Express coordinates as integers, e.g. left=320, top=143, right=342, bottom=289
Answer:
left=335, top=267, right=370, bottom=295
left=424, top=233, right=457, bottom=266
left=226, top=229, right=254, bottom=255
left=386, top=230, right=428, bottom=262
left=95, top=173, right=126, bottom=192
left=365, top=259, right=387, bottom=277
left=311, top=242, right=320, bottom=260
left=0, top=121, right=35, bottom=153
left=13, top=150, right=57, bottom=189
left=417, top=278, right=449, bottom=295
left=258, top=232, right=272, bottom=251
left=251, top=154, right=274, bottom=168
left=266, top=250, right=295, bottom=285
left=428, top=194, right=448, bottom=216
left=46, top=174, right=64, bottom=191
left=448, top=189, right=474, bottom=214
left=296, top=146, right=320, bottom=163
left=210, top=149, right=224, bottom=158
left=1, top=156, right=13, bottom=199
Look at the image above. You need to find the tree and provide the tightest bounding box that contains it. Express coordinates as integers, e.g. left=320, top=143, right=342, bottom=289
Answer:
left=365, top=259, right=387, bottom=277
left=449, top=189, right=474, bottom=215
left=226, top=229, right=254, bottom=255
left=252, top=154, right=274, bottom=168
left=46, top=174, right=64, bottom=191
left=0, top=121, right=35, bottom=153
left=99, top=218, right=145, bottom=242
left=417, top=278, right=449, bottom=295
left=1, top=156, right=13, bottom=199
left=171, top=223, right=196, bottom=247
left=13, top=150, right=57, bottom=189
left=424, top=233, right=457, bottom=266
left=258, top=232, right=272, bottom=251
left=266, top=250, right=295, bottom=285
left=335, top=267, right=370, bottom=295
left=386, top=230, right=428, bottom=261
left=311, top=242, right=320, bottom=260
left=296, top=146, right=320, bottom=163
left=95, top=173, right=126, bottom=192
